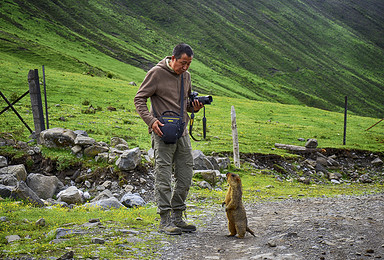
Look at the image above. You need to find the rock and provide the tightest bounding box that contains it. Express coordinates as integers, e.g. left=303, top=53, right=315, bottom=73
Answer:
left=91, top=189, right=114, bottom=202
left=27, top=173, right=60, bottom=200
left=0, top=164, right=27, bottom=182
left=55, top=228, right=86, bottom=239
left=92, top=238, right=105, bottom=244
left=215, top=157, right=230, bottom=170
left=197, top=181, right=212, bottom=190
left=83, top=144, right=109, bottom=158
left=371, top=157, right=383, bottom=165
left=71, top=145, right=82, bottom=155
left=11, top=181, right=44, bottom=207
left=35, top=218, right=46, bottom=226
left=39, top=128, right=76, bottom=148
left=193, top=150, right=214, bottom=170
left=305, top=138, right=318, bottom=148
left=58, top=186, right=83, bottom=204
left=0, top=184, right=12, bottom=198
left=194, top=170, right=221, bottom=186
left=0, top=156, right=7, bottom=168
left=74, top=135, right=96, bottom=146
left=120, top=193, right=146, bottom=208
left=84, top=197, right=126, bottom=210
left=6, top=235, right=21, bottom=243
left=0, top=174, right=18, bottom=186
left=111, top=137, right=129, bottom=147
left=116, top=147, right=141, bottom=170
left=328, top=171, right=342, bottom=180
left=74, top=130, right=88, bottom=136
left=57, top=250, right=74, bottom=260
left=115, top=143, right=129, bottom=151
left=359, top=174, right=372, bottom=183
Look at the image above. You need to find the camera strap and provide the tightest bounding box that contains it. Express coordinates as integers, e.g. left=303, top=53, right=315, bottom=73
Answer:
left=189, top=106, right=207, bottom=141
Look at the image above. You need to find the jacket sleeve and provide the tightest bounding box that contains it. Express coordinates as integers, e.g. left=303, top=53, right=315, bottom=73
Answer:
left=134, top=70, right=158, bottom=128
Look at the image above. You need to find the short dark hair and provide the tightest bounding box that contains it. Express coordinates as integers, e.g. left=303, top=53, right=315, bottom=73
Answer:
left=172, top=43, right=194, bottom=59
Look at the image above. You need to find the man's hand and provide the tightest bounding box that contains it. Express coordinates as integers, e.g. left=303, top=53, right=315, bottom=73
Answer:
left=192, top=99, right=204, bottom=112
left=151, top=120, right=164, bottom=137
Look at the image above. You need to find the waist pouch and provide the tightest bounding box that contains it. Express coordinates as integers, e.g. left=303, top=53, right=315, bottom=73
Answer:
left=159, top=111, right=185, bottom=144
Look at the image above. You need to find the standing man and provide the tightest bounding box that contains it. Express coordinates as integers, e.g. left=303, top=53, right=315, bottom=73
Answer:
left=134, top=43, right=203, bottom=235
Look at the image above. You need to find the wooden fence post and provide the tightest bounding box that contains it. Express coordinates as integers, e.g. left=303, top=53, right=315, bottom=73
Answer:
left=231, top=106, right=240, bottom=168
left=343, top=96, right=347, bottom=145
left=28, top=69, right=45, bottom=140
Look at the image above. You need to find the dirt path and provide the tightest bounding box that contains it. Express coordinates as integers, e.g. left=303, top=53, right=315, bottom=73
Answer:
left=158, top=194, right=384, bottom=260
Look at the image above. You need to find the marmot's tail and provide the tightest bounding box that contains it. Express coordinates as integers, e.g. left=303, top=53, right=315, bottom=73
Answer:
left=247, top=227, right=256, bottom=237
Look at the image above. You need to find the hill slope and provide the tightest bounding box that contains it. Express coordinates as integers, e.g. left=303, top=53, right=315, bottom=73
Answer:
left=1, top=0, right=384, bottom=117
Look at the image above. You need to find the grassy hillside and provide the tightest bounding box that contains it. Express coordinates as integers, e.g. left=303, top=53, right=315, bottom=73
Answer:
left=0, top=0, right=384, bottom=154
left=1, top=0, right=384, bottom=118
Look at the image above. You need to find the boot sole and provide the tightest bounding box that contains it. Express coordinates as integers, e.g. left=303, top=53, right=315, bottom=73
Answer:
left=159, top=230, right=182, bottom=235
left=179, top=227, right=197, bottom=232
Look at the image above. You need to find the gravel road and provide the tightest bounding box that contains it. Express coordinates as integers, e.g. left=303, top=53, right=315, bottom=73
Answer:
left=158, top=193, right=384, bottom=260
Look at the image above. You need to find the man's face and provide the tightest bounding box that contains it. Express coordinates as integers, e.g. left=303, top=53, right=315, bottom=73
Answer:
left=171, top=53, right=193, bottom=75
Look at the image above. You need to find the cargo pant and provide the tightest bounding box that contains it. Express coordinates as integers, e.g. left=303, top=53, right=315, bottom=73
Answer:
left=151, top=133, right=194, bottom=213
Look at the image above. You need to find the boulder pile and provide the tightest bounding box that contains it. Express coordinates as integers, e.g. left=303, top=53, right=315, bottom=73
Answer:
left=0, top=128, right=231, bottom=209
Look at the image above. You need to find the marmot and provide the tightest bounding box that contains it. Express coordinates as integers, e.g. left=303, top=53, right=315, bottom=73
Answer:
left=222, top=172, right=255, bottom=238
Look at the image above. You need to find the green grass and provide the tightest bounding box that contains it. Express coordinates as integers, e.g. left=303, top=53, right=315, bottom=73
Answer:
left=1, top=58, right=383, bottom=155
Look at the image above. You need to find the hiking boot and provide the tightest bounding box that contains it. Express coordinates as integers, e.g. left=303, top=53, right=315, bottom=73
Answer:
left=159, top=211, right=182, bottom=235
left=171, top=210, right=197, bottom=232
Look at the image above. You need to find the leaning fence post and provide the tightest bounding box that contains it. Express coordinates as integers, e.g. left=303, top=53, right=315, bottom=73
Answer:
left=28, top=69, right=45, bottom=140
left=231, top=106, right=240, bottom=168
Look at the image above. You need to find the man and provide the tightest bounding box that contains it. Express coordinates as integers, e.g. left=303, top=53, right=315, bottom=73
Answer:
left=134, top=43, right=203, bottom=235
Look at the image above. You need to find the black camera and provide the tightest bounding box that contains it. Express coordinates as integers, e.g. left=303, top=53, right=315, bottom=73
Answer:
left=189, top=91, right=213, bottom=105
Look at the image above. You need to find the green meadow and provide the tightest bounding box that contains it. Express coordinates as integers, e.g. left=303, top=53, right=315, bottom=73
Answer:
left=1, top=59, right=383, bottom=154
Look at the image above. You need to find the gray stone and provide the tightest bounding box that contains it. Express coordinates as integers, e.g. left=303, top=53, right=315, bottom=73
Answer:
left=116, top=147, right=141, bottom=170
left=0, top=174, right=18, bottom=186
left=192, top=150, right=214, bottom=170
left=0, top=156, right=7, bottom=168
left=11, top=181, right=44, bottom=207
left=92, top=238, right=105, bottom=244
left=194, top=170, right=221, bottom=186
left=74, top=130, right=88, bottom=136
left=215, top=157, right=230, bottom=170
left=120, top=193, right=146, bottom=208
left=71, top=145, right=83, bottom=155
left=35, top=218, right=46, bottom=226
left=84, top=197, right=126, bottom=210
left=115, top=143, right=129, bottom=151
left=0, top=164, right=27, bottom=182
left=58, top=186, right=83, bottom=204
left=91, top=189, right=114, bottom=202
left=6, top=235, right=21, bottom=243
left=74, top=135, right=96, bottom=146
left=111, top=137, right=129, bottom=147
left=371, top=157, right=383, bottom=165
left=27, top=173, right=60, bottom=199
left=83, top=145, right=109, bottom=158
left=39, top=128, right=76, bottom=148
left=0, top=184, right=13, bottom=198
left=305, top=138, right=318, bottom=148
